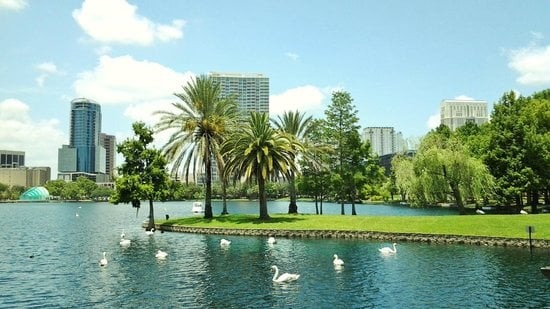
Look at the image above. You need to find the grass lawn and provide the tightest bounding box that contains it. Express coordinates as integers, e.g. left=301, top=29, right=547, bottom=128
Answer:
left=161, top=213, right=550, bottom=240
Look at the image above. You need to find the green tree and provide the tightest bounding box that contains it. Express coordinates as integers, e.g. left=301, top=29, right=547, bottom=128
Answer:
left=155, top=75, right=239, bottom=218
left=412, top=131, right=494, bottom=214
left=76, top=176, right=97, bottom=199
left=322, top=91, right=361, bottom=214
left=272, top=110, right=313, bottom=213
left=111, top=122, right=171, bottom=230
left=44, top=179, right=66, bottom=198
left=223, top=112, right=299, bottom=220
left=484, top=91, right=531, bottom=208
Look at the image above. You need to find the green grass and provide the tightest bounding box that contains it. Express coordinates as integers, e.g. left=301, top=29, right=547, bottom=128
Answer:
left=160, top=213, right=550, bottom=240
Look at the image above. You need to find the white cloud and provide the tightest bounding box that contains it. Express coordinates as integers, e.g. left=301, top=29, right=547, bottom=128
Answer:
left=508, top=44, right=550, bottom=85
left=269, top=85, right=325, bottom=116
left=0, top=98, right=65, bottom=177
left=285, top=52, right=299, bottom=61
left=72, top=0, right=184, bottom=46
left=35, top=62, right=62, bottom=87
left=0, top=0, right=27, bottom=11
left=426, top=111, right=440, bottom=130
left=74, top=54, right=194, bottom=105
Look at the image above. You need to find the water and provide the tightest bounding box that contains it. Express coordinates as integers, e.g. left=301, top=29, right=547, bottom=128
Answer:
left=1, top=201, right=548, bottom=308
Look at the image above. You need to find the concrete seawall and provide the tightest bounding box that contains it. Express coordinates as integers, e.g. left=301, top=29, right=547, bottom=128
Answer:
left=156, top=224, right=550, bottom=248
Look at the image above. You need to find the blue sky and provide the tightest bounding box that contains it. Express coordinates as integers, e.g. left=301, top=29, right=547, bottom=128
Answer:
left=1, top=0, right=550, bottom=177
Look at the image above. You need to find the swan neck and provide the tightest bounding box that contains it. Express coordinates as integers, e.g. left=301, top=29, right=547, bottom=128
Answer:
left=272, top=267, right=279, bottom=281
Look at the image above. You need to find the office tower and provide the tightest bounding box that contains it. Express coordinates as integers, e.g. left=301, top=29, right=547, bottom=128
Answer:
left=440, top=99, right=488, bottom=131
left=362, top=127, right=405, bottom=156
left=209, top=72, right=269, bottom=113
left=100, top=133, right=116, bottom=181
left=58, top=98, right=107, bottom=182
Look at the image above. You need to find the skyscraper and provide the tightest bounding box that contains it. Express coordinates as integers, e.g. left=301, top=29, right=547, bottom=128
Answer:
left=362, top=127, right=405, bottom=156
left=440, top=99, right=488, bottom=131
left=58, top=98, right=108, bottom=182
left=210, top=72, right=269, bottom=113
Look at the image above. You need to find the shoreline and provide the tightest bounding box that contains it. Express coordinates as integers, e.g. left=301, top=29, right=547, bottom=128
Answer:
left=156, top=224, right=550, bottom=249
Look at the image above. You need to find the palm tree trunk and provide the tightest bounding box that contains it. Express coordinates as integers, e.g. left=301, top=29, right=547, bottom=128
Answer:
left=221, top=178, right=229, bottom=215
left=258, top=175, right=270, bottom=220
left=147, top=198, right=155, bottom=230
left=204, top=154, right=213, bottom=219
left=288, top=172, right=298, bottom=214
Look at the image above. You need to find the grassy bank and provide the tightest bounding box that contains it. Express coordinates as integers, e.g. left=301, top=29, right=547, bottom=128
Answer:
left=161, top=213, right=550, bottom=240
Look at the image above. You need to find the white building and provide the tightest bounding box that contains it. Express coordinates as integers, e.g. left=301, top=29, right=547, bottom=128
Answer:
left=362, top=127, right=405, bottom=156
left=440, top=99, right=488, bottom=131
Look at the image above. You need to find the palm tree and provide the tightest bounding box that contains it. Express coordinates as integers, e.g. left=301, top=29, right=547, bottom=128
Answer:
left=223, top=112, right=299, bottom=220
left=155, top=75, right=238, bottom=219
left=272, top=110, right=313, bottom=213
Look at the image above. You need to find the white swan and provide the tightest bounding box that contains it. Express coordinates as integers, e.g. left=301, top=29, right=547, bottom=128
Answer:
left=520, top=209, right=528, bottom=215
left=220, top=238, right=231, bottom=246
left=155, top=249, right=168, bottom=259
left=99, top=252, right=108, bottom=266
left=333, top=254, right=344, bottom=266
left=475, top=209, right=485, bottom=215
left=119, top=234, right=131, bottom=246
left=271, top=265, right=300, bottom=283
left=267, top=237, right=276, bottom=245
left=378, top=243, right=397, bottom=254
left=145, top=228, right=155, bottom=235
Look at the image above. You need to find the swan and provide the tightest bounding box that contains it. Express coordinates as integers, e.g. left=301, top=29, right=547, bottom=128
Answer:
left=145, top=228, right=155, bottom=235
left=99, top=252, right=108, bottom=266
left=475, top=209, right=485, bottom=215
left=220, top=238, right=231, bottom=246
left=267, top=237, right=276, bottom=245
left=520, top=209, right=528, bottom=215
left=333, top=254, right=344, bottom=266
left=119, top=234, right=131, bottom=246
left=271, top=265, right=300, bottom=283
left=155, top=249, right=168, bottom=259
left=378, top=243, right=397, bottom=254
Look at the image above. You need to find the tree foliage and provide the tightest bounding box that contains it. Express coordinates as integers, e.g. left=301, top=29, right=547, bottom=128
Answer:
left=222, top=112, right=300, bottom=220
left=111, top=122, right=171, bottom=230
left=155, top=75, right=239, bottom=218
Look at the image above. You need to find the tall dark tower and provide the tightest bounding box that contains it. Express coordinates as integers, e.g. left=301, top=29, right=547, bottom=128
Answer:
left=58, top=98, right=106, bottom=182
left=69, top=98, right=102, bottom=173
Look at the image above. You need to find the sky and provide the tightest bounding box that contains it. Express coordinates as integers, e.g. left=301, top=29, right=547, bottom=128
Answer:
left=1, top=0, right=550, bottom=178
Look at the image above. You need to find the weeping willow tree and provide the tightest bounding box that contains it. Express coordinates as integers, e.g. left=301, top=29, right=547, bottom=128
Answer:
left=406, top=127, right=494, bottom=214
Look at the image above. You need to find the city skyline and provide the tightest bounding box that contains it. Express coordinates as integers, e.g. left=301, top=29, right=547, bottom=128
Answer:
left=1, top=0, right=550, bottom=178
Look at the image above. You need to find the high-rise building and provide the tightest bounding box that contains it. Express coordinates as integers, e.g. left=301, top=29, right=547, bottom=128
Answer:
left=440, top=99, right=488, bottom=131
left=210, top=72, right=269, bottom=113
left=362, top=127, right=405, bottom=156
left=100, top=133, right=116, bottom=181
left=58, top=98, right=108, bottom=182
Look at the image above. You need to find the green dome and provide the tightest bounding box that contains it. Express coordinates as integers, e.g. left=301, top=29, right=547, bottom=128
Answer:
left=20, top=186, right=50, bottom=201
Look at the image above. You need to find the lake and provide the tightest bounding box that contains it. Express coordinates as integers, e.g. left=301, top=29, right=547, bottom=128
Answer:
left=0, top=201, right=548, bottom=308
